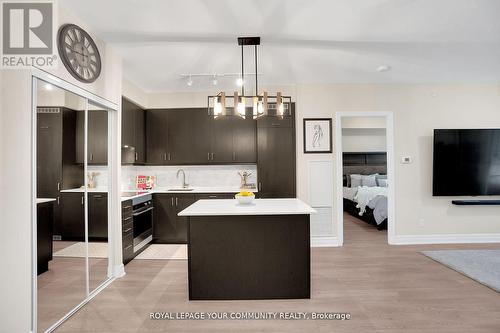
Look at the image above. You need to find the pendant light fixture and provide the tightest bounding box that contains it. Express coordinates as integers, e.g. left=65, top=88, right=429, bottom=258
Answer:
left=208, top=37, right=291, bottom=119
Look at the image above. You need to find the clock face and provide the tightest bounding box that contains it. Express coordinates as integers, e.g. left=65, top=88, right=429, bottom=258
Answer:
left=57, top=24, right=101, bottom=83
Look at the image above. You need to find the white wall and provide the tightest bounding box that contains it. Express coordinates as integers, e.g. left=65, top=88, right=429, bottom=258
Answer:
left=342, top=128, right=387, bottom=152
left=295, top=84, right=500, bottom=238
left=0, top=3, right=122, bottom=332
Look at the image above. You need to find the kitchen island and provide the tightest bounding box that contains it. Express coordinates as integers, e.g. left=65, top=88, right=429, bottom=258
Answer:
left=178, top=198, right=315, bottom=300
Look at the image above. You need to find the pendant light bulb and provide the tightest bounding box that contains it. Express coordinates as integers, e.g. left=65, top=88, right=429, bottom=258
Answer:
left=236, top=77, right=244, bottom=87
left=237, top=96, right=246, bottom=117
left=212, top=75, right=218, bottom=86
left=187, top=75, right=193, bottom=87
left=277, top=92, right=284, bottom=117
left=214, top=96, right=222, bottom=117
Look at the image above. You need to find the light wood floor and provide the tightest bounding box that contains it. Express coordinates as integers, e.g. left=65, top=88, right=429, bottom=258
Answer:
left=55, top=214, right=500, bottom=332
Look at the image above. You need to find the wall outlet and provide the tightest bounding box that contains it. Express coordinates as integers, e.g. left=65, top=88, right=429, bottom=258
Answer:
left=401, top=156, right=412, bottom=164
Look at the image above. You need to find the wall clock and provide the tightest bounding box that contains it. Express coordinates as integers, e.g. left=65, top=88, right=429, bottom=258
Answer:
left=57, top=24, right=102, bottom=83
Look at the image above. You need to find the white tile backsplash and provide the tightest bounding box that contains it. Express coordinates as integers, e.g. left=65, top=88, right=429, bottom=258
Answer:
left=88, top=165, right=257, bottom=190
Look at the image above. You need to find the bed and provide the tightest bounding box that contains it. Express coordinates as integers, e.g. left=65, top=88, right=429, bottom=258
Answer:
left=342, top=152, right=388, bottom=230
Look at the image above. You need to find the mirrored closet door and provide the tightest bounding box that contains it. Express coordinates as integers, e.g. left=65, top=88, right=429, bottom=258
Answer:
left=34, top=77, right=113, bottom=332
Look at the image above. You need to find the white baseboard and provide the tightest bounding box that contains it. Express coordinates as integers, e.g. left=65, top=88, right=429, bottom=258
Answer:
left=391, top=233, right=500, bottom=245
left=113, top=263, right=126, bottom=278
left=311, top=236, right=341, bottom=247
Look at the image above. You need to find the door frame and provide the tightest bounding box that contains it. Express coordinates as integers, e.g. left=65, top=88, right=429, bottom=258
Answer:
left=30, top=67, right=121, bottom=332
left=334, top=111, right=396, bottom=245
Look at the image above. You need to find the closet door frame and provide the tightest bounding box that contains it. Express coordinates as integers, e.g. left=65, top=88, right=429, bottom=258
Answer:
left=30, top=68, right=121, bottom=333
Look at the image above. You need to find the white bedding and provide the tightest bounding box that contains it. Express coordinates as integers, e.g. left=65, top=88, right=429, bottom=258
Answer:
left=354, top=186, right=387, bottom=215
left=343, top=187, right=358, bottom=201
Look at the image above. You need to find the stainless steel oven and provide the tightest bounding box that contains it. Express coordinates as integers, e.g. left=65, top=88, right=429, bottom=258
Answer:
left=132, top=194, right=153, bottom=253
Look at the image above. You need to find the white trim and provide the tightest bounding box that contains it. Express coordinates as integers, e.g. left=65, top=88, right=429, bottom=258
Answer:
left=30, top=69, right=120, bottom=333
left=391, top=234, right=500, bottom=245
left=113, top=264, right=126, bottom=278
left=334, top=111, right=396, bottom=246
left=311, top=237, right=341, bottom=247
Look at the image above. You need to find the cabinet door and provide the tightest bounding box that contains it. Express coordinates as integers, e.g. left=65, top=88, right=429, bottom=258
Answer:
left=232, top=116, right=256, bottom=163
left=88, top=193, right=108, bottom=240
left=37, top=111, right=62, bottom=197
left=146, top=109, right=168, bottom=165
left=88, top=110, right=108, bottom=164
left=174, top=194, right=197, bottom=243
left=60, top=193, right=85, bottom=240
left=153, top=194, right=178, bottom=243
left=210, top=116, right=234, bottom=163
left=135, top=108, right=146, bottom=164
left=167, top=109, right=210, bottom=164
left=121, top=98, right=136, bottom=164
left=257, top=126, right=296, bottom=198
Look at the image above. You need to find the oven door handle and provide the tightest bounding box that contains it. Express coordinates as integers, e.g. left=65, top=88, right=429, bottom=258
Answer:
left=133, top=206, right=154, bottom=216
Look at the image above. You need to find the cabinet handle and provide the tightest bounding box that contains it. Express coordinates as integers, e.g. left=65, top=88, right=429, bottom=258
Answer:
left=233, top=151, right=236, bottom=161
left=90, top=153, right=94, bottom=161
left=168, top=153, right=171, bottom=161
left=175, top=197, right=178, bottom=206
left=211, top=152, right=214, bottom=160
left=258, top=182, right=262, bottom=191
left=123, top=205, right=132, bottom=209
left=171, top=197, right=174, bottom=206
left=123, top=216, right=132, bottom=221
left=57, top=182, right=61, bottom=191
left=81, top=196, right=84, bottom=205
left=209, top=195, right=217, bottom=199
left=124, top=244, right=133, bottom=251
left=135, top=152, right=138, bottom=161
left=207, top=152, right=210, bottom=161
left=57, top=197, right=60, bottom=205
left=123, top=227, right=132, bottom=233
left=163, top=153, right=167, bottom=161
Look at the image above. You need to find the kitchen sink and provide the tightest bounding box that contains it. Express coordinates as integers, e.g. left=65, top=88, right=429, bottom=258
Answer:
left=167, top=188, right=195, bottom=191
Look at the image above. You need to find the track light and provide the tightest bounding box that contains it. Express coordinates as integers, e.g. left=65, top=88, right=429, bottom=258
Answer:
left=236, top=77, right=244, bottom=87
left=212, top=75, right=218, bottom=86
left=187, top=76, right=193, bottom=87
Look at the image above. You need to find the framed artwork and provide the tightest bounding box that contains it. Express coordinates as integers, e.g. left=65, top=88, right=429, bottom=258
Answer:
left=303, top=118, right=332, bottom=153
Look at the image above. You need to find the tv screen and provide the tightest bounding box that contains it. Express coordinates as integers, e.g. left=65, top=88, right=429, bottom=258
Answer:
left=433, top=129, right=500, bottom=196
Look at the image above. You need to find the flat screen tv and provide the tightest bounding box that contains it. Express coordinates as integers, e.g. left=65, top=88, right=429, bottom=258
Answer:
left=433, top=129, right=500, bottom=196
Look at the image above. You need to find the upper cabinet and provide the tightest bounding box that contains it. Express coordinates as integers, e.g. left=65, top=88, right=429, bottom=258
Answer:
left=76, top=110, right=108, bottom=165
left=122, top=97, right=145, bottom=164
left=144, top=108, right=256, bottom=165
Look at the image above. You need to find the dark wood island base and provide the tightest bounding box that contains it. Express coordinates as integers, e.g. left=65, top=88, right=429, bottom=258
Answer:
left=187, top=214, right=310, bottom=300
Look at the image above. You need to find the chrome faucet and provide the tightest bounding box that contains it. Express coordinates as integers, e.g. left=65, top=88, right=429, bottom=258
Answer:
left=177, top=169, right=189, bottom=188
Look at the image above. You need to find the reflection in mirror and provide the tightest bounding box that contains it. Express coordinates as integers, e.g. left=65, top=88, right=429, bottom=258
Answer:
left=36, top=78, right=86, bottom=332
left=87, top=101, right=110, bottom=292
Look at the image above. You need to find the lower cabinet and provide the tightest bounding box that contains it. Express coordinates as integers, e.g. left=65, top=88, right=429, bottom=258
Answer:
left=153, top=193, right=196, bottom=243
left=37, top=202, right=54, bottom=275
left=122, top=200, right=134, bottom=265
left=59, top=192, right=108, bottom=241
left=59, top=192, right=85, bottom=241
left=196, top=193, right=235, bottom=200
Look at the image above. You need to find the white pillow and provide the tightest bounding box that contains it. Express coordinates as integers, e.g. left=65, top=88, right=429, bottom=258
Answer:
left=378, top=178, right=388, bottom=187
left=361, top=174, right=378, bottom=187
left=350, top=174, right=362, bottom=187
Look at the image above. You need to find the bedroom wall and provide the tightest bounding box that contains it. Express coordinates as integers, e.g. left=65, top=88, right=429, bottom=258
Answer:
left=0, top=3, right=123, bottom=332
left=295, top=83, right=500, bottom=239
left=342, top=128, right=387, bottom=152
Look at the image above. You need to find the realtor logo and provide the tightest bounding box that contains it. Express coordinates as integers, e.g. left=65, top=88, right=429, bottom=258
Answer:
left=1, top=1, right=56, bottom=68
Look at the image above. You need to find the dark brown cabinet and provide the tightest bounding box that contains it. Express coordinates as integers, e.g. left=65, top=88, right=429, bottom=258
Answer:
left=153, top=193, right=196, bottom=243
left=167, top=109, right=210, bottom=164
left=145, top=109, right=169, bottom=164
left=122, top=200, right=134, bottom=265
left=144, top=109, right=256, bottom=165
left=37, top=201, right=54, bottom=275
left=76, top=110, right=108, bottom=165
left=60, top=192, right=85, bottom=240
left=122, top=97, right=145, bottom=164
left=88, top=193, right=108, bottom=240
left=37, top=107, right=83, bottom=237
left=257, top=110, right=296, bottom=198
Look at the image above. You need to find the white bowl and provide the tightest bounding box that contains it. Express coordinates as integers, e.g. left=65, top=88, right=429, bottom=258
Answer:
left=235, top=193, right=255, bottom=205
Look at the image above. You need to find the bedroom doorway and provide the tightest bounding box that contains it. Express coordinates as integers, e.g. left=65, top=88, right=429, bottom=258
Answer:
left=334, top=112, right=395, bottom=245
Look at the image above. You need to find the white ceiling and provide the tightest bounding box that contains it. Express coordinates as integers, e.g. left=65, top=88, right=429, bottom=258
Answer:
left=60, top=0, right=500, bottom=92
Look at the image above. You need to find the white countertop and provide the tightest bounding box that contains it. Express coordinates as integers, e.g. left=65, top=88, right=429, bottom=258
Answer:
left=37, top=198, right=56, bottom=204
left=60, top=187, right=256, bottom=202
left=178, top=199, right=316, bottom=216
